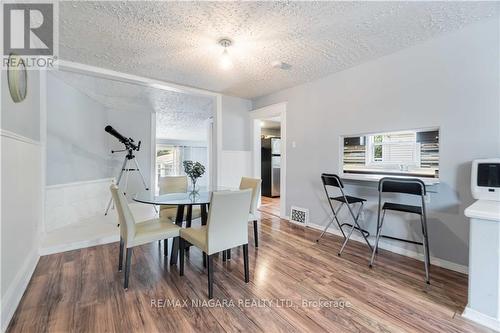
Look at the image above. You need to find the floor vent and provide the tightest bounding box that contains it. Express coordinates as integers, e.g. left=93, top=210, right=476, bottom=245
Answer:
left=290, top=206, right=309, bottom=225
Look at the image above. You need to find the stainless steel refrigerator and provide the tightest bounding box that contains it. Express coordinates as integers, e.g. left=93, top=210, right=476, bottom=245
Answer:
left=262, top=138, right=280, bottom=197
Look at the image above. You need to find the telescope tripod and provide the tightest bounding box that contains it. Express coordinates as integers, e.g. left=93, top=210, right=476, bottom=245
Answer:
left=105, top=149, right=156, bottom=216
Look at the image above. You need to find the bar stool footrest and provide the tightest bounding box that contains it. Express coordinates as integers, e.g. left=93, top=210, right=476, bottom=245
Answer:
left=381, top=234, right=423, bottom=246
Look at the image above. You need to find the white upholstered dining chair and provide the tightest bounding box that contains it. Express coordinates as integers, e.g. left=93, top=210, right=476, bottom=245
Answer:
left=110, top=184, right=180, bottom=289
left=158, top=175, right=201, bottom=223
left=240, top=177, right=262, bottom=247
left=179, top=189, right=253, bottom=299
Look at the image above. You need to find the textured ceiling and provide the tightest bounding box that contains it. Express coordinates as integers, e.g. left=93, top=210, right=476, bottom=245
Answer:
left=59, top=2, right=499, bottom=99
left=50, top=70, right=213, bottom=141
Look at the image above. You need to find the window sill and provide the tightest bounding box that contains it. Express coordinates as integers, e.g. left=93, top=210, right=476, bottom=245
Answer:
left=340, top=172, right=440, bottom=186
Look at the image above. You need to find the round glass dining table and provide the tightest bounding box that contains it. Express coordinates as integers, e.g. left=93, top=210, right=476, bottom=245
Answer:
left=134, top=190, right=212, bottom=206
left=133, top=190, right=214, bottom=265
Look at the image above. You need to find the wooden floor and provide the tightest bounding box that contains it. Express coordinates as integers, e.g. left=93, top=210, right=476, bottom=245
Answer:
left=8, top=213, right=490, bottom=333
left=258, top=196, right=280, bottom=217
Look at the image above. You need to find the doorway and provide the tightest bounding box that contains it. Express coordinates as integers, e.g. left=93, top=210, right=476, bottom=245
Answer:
left=153, top=97, right=215, bottom=194
left=250, top=102, right=287, bottom=219
left=40, top=62, right=223, bottom=254
left=258, top=118, right=281, bottom=217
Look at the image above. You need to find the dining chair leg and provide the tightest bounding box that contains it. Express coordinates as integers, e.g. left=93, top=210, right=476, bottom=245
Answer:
left=124, top=247, right=133, bottom=290
left=243, top=244, right=249, bottom=283
left=163, top=239, right=168, bottom=257
left=222, top=250, right=227, bottom=262
left=253, top=220, right=259, bottom=247
left=118, top=237, right=124, bottom=272
left=207, top=254, right=214, bottom=299
left=203, top=252, right=207, bottom=268
left=179, top=239, right=184, bottom=276
left=226, top=249, right=231, bottom=260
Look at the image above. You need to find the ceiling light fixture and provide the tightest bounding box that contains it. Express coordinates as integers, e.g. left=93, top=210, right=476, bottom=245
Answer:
left=218, top=38, right=233, bottom=70
left=271, top=60, right=292, bottom=70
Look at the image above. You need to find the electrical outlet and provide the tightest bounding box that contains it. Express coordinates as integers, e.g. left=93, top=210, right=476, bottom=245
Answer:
left=359, top=211, right=365, bottom=221
left=425, top=194, right=431, bottom=203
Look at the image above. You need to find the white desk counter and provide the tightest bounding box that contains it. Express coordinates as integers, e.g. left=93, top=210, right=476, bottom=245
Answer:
left=463, top=200, right=500, bottom=331
left=341, top=173, right=440, bottom=186
left=465, top=200, right=500, bottom=222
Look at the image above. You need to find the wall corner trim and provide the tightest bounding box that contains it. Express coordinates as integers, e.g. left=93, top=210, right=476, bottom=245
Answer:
left=1, top=250, right=40, bottom=332
left=462, top=306, right=500, bottom=332
left=0, top=129, right=41, bottom=146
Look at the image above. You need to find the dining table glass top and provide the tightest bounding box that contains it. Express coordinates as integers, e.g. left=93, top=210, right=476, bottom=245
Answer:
left=133, top=187, right=235, bottom=206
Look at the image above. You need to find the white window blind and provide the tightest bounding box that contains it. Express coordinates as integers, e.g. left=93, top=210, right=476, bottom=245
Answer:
left=371, top=132, right=420, bottom=165
left=156, top=145, right=209, bottom=186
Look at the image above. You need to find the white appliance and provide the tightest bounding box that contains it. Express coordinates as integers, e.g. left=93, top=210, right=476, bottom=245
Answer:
left=471, top=158, right=500, bottom=201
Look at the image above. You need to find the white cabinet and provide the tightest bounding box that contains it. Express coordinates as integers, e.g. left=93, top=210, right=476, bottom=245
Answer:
left=463, top=200, right=500, bottom=331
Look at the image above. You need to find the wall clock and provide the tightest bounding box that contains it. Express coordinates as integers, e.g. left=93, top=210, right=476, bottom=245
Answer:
left=7, top=54, right=28, bottom=103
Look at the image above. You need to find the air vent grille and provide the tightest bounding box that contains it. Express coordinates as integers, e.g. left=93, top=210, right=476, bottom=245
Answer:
left=290, top=206, right=309, bottom=225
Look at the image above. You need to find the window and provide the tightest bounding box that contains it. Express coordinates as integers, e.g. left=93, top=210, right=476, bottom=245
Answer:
left=342, top=128, right=439, bottom=178
left=155, top=144, right=209, bottom=192
left=368, top=132, right=420, bottom=166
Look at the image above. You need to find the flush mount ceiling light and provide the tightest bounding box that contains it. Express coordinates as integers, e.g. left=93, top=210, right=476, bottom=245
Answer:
left=271, top=60, right=292, bottom=70
left=218, top=38, right=233, bottom=70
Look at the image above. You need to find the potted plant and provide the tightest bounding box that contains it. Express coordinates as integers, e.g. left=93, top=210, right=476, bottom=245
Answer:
left=183, top=160, right=205, bottom=193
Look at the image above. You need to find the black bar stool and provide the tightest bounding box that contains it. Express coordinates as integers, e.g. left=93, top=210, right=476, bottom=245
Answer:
left=369, top=177, right=430, bottom=283
left=317, top=173, right=372, bottom=255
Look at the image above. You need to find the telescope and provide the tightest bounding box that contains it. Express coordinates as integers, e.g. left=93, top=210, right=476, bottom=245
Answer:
left=105, top=125, right=141, bottom=152
left=104, top=125, right=150, bottom=216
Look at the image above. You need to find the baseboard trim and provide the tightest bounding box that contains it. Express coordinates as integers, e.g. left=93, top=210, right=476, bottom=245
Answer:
left=1, top=250, right=40, bottom=332
left=462, top=306, right=500, bottom=332
left=307, top=222, right=468, bottom=275
left=39, top=234, right=119, bottom=256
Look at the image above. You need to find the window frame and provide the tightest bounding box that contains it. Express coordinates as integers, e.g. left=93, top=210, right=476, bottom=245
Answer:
left=340, top=126, right=440, bottom=180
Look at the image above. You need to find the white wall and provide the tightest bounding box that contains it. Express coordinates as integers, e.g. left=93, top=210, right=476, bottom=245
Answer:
left=46, top=72, right=152, bottom=197
left=219, top=151, right=253, bottom=188
left=253, top=18, right=500, bottom=268
left=221, top=95, right=252, bottom=151
left=220, top=95, right=253, bottom=187
left=47, top=73, right=110, bottom=185
left=1, top=70, right=41, bottom=141
left=1, top=70, right=42, bottom=331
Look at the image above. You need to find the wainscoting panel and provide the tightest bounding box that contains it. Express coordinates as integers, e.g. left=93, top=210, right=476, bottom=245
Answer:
left=1, top=130, right=42, bottom=332
left=45, top=178, right=114, bottom=232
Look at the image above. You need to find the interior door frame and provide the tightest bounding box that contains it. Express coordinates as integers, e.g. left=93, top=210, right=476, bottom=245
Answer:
left=40, top=61, right=222, bottom=242
left=249, top=102, right=287, bottom=219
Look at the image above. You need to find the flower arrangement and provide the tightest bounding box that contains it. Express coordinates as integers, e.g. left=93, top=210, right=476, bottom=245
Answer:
left=183, top=160, right=205, bottom=192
